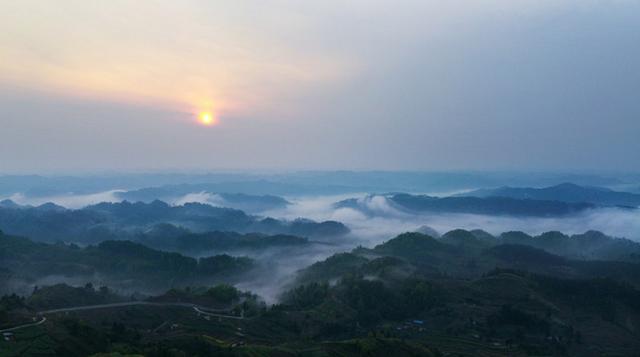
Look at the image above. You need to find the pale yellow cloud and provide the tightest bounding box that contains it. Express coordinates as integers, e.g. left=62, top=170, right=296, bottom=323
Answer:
left=0, top=0, right=567, bottom=122
left=0, top=0, right=353, bottom=119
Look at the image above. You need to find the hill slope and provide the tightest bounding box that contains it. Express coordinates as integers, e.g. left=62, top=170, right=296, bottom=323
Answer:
left=462, top=183, right=640, bottom=207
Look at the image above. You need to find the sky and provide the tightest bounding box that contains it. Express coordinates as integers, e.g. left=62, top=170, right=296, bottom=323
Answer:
left=1, top=0, right=639, bottom=173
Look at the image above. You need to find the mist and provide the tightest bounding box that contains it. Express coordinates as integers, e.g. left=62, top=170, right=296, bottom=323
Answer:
left=4, top=188, right=639, bottom=304
left=227, top=194, right=640, bottom=302
left=4, top=190, right=125, bottom=209
left=265, top=194, right=640, bottom=244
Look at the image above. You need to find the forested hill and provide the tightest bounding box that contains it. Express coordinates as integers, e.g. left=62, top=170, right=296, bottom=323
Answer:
left=0, top=231, right=254, bottom=293
left=0, top=200, right=348, bottom=243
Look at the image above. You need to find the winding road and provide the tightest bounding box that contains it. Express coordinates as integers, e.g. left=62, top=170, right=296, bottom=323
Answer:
left=0, top=317, right=47, bottom=333
left=0, top=301, right=243, bottom=333
left=38, top=301, right=233, bottom=315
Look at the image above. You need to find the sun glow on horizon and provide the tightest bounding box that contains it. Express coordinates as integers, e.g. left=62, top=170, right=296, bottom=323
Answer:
left=198, top=112, right=217, bottom=126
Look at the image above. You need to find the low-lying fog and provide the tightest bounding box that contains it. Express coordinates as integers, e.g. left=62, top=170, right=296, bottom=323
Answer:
left=238, top=194, right=640, bottom=302
left=4, top=190, right=640, bottom=303
left=5, top=190, right=125, bottom=209
left=7, top=189, right=640, bottom=246
left=265, top=194, right=640, bottom=243
left=223, top=244, right=346, bottom=304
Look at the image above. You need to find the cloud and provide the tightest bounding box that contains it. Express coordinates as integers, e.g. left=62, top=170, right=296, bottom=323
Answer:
left=3, top=189, right=639, bottom=302
left=0, top=0, right=354, bottom=116
left=2, top=1, right=640, bottom=172
left=266, top=195, right=640, bottom=244
left=5, top=190, right=124, bottom=209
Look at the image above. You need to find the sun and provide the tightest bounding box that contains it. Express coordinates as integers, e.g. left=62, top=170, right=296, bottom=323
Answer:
left=198, top=112, right=217, bottom=126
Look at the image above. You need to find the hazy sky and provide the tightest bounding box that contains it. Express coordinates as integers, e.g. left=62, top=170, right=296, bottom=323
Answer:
left=1, top=0, right=639, bottom=173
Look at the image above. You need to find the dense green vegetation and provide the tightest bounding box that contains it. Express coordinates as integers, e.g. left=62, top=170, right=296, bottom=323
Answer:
left=27, top=284, right=123, bottom=310
left=150, top=284, right=266, bottom=316
left=0, top=231, right=255, bottom=293
left=136, top=227, right=310, bottom=254
left=276, top=232, right=640, bottom=355
left=499, top=230, right=640, bottom=262
left=3, top=227, right=640, bottom=356
left=0, top=294, right=26, bottom=327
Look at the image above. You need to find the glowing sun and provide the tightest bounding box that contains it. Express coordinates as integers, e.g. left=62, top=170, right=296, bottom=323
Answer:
left=198, top=112, right=217, bottom=126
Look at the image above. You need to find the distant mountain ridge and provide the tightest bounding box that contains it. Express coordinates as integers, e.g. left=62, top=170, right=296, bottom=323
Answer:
left=0, top=172, right=631, bottom=198
left=116, top=188, right=290, bottom=213
left=335, top=193, right=597, bottom=217
left=460, top=183, right=640, bottom=207
left=0, top=199, right=66, bottom=211
left=0, top=200, right=349, bottom=244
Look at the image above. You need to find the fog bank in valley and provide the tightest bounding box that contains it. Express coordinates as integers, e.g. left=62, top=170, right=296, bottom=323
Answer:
left=3, top=190, right=639, bottom=304
left=265, top=194, right=640, bottom=245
